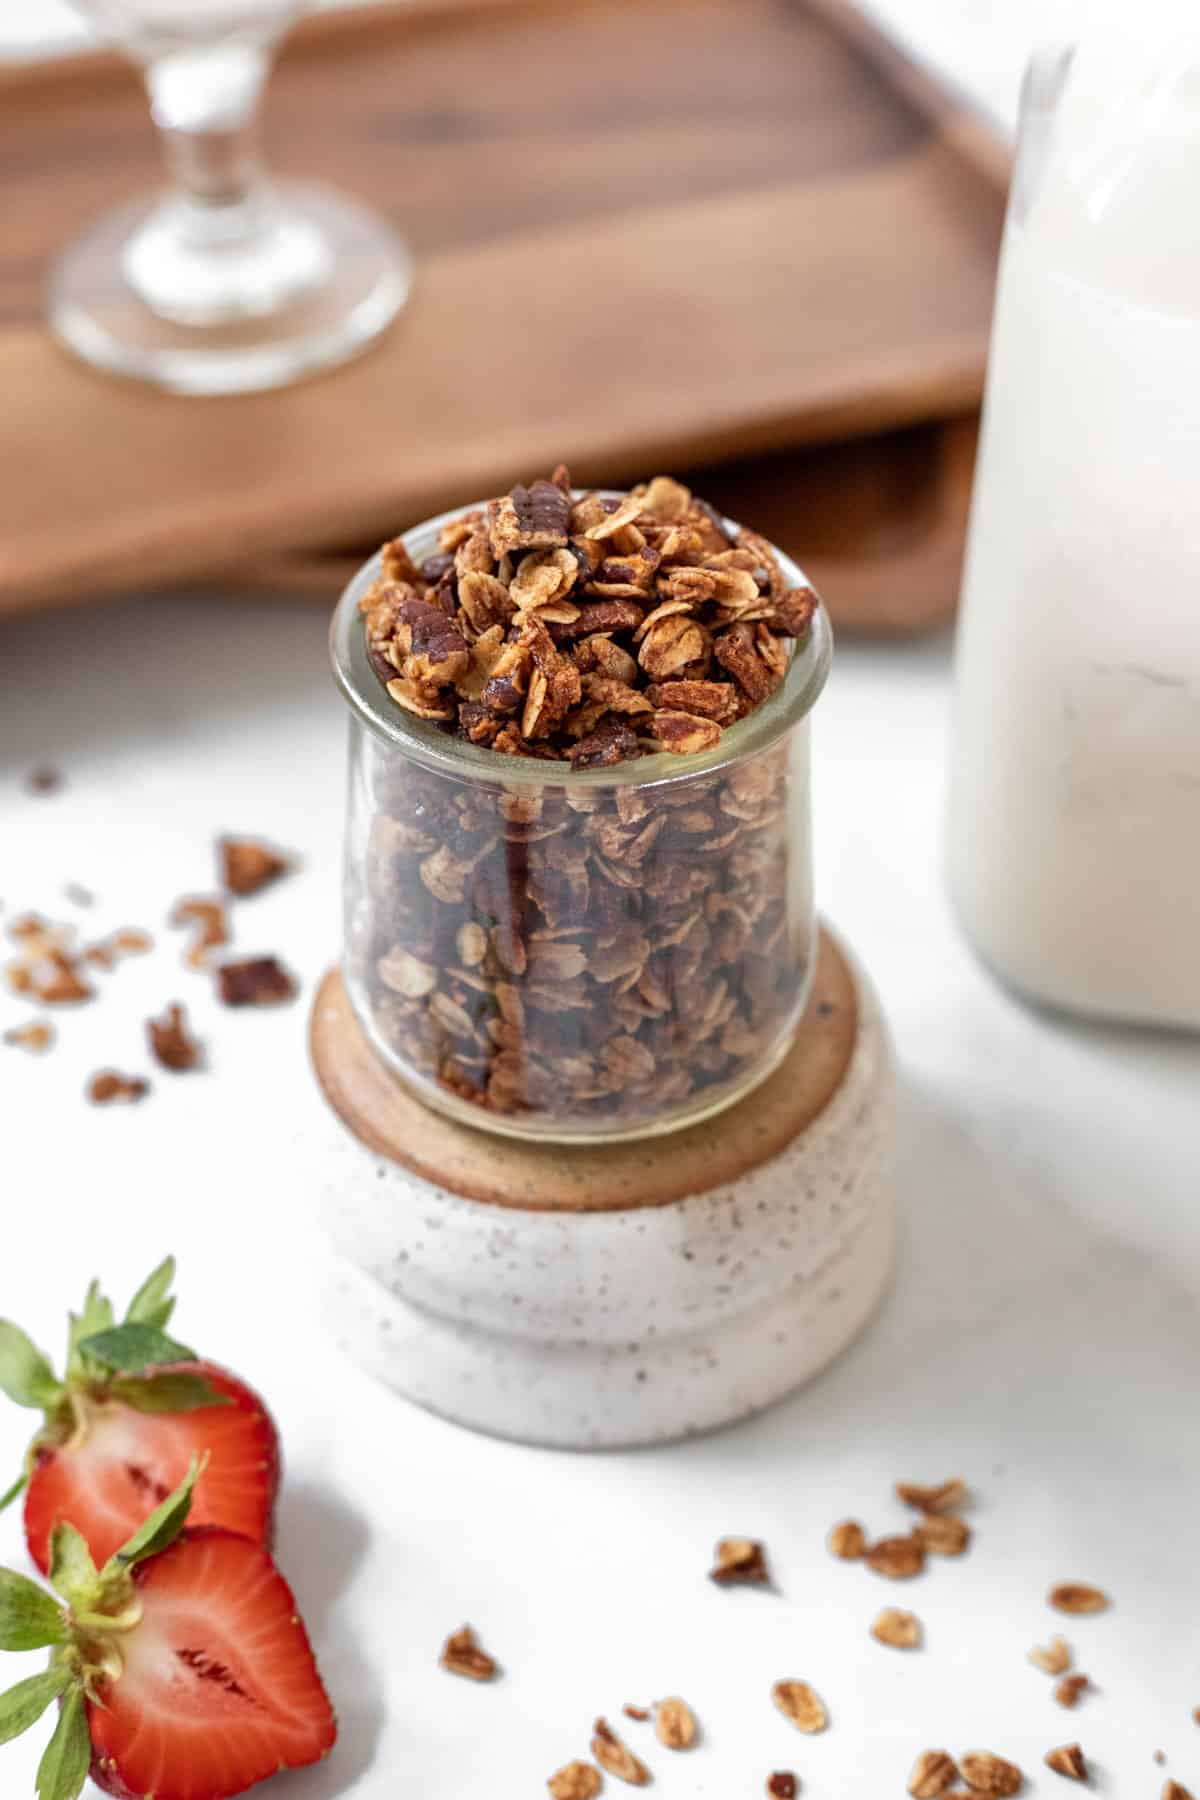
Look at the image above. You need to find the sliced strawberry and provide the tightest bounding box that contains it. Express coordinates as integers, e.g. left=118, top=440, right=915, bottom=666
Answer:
left=0, top=1259, right=281, bottom=1575
left=24, top=1362, right=279, bottom=1576
left=88, top=1528, right=336, bottom=1800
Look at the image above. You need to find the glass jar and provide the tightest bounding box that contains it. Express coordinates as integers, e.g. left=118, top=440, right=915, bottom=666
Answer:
left=947, top=22, right=1200, bottom=1028
left=330, top=501, right=832, bottom=1143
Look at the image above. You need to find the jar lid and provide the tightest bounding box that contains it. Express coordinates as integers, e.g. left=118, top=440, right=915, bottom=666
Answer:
left=329, top=496, right=833, bottom=789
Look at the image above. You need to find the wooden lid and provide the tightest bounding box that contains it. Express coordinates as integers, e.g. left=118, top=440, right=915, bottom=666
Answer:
left=310, top=925, right=858, bottom=1212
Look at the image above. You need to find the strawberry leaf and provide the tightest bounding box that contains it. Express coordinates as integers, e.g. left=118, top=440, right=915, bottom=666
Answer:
left=0, top=1473, right=27, bottom=1515
left=66, top=1282, right=114, bottom=1371
left=108, top=1460, right=202, bottom=1572
left=0, top=1572, right=65, bottom=1652
left=0, top=1666, right=69, bottom=1747
left=35, top=1684, right=89, bottom=1800
left=110, top=1372, right=230, bottom=1414
left=0, top=1323, right=62, bottom=1412
left=124, top=1256, right=177, bottom=1333
left=48, top=1527, right=97, bottom=1611
left=76, top=1323, right=195, bottom=1376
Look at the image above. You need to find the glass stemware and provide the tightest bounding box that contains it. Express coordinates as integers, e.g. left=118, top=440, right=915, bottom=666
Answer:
left=50, top=0, right=413, bottom=394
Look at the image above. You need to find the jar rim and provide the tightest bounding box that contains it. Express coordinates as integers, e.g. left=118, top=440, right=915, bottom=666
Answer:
left=329, top=494, right=833, bottom=788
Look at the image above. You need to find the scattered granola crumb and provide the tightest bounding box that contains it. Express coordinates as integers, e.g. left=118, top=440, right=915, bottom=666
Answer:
left=865, top=1534, right=926, bottom=1580
left=438, top=1624, right=499, bottom=1682
left=3, top=1020, right=54, bottom=1054
left=771, top=1681, right=827, bottom=1735
left=27, top=766, right=62, bottom=795
left=828, top=1520, right=866, bottom=1560
left=87, top=927, right=155, bottom=968
left=1044, top=1744, right=1088, bottom=1781
left=1049, top=1584, right=1108, bottom=1616
left=1055, top=1675, right=1091, bottom=1710
left=1029, top=1637, right=1073, bottom=1676
left=1155, top=1751, right=1166, bottom=1765
left=914, top=1514, right=971, bottom=1557
left=219, top=837, right=294, bottom=898
left=709, top=1537, right=771, bottom=1587
left=147, top=1002, right=203, bottom=1072
left=87, top=1070, right=150, bottom=1105
left=908, top=1750, right=960, bottom=1798
left=5, top=914, right=94, bottom=1005
left=958, top=1750, right=1024, bottom=1795
left=216, top=956, right=298, bottom=1007
left=63, top=883, right=94, bottom=908
left=547, top=1762, right=602, bottom=1800
left=895, top=1479, right=969, bottom=1515
left=623, top=1705, right=650, bottom=1723
left=871, top=1607, right=922, bottom=1649
left=170, top=896, right=230, bottom=970
left=1194, top=1708, right=1200, bottom=1725
left=1164, top=1784, right=1194, bottom=1800
left=654, top=1697, right=697, bottom=1750
left=766, top=1776, right=798, bottom=1798
left=590, top=1717, right=650, bottom=1786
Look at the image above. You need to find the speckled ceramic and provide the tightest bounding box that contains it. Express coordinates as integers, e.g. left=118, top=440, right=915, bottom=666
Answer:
left=318, top=933, right=895, bottom=1449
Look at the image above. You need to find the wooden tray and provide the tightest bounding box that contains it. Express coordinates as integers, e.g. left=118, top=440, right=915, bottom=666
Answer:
left=0, top=0, right=1006, bottom=628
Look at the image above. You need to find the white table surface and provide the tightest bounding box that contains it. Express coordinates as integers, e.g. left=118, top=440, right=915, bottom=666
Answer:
left=4, top=4, right=1200, bottom=1799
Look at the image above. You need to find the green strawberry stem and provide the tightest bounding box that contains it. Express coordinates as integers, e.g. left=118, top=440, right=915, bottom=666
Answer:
left=0, top=1261, right=228, bottom=1502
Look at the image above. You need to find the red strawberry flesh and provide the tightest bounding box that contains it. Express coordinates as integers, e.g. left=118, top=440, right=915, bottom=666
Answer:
left=24, top=1362, right=278, bottom=1575
left=88, top=1528, right=336, bottom=1800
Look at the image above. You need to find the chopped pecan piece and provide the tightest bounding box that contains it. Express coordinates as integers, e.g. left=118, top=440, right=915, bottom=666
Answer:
left=1048, top=1584, right=1108, bottom=1616
left=439, top=1623, right=499, bottom=1681
left=590, top=1717, right=649, bottom=1785
left=147, top=1002, right=203, bottom=1071
left=1164, top=1784, right=1195, bottom=1800
left=547, top=1764, right=602, bottom=1800
left=216, top=956, right=298, bottom=1007
left=715, top=621, right=779, bottom=702
left=773, top=585, right=818, bottom=636
left=896, top=1479, right=970, bottom=1515
left=771, top=1681, right=827, bottom=1735
left=654, top=1697, right=697, bottom=1749
left=489, top=479, right=571, bottom=554
left=647, top=679, right=738, bottom=721
left=908, top=1750, right=961, bottom=1797
left=570, top=718, right=641, bottom=769
left=1054, top=1675, right=1091, bottom=1709
left=219, top=836, right=293, bottom=897
left=827, top=1520, right=866, bottom=1560
left=623, top=1704, right=650, bottom=1722
left=766, top=1776, right=798, bottom=1799
left=87, top=1070, right=149, bottom=1105
left=958, top=1750, right=1024, bottom=1795
left=865, top=1534, right=926, bottom=1580
left=871, top=1607, right=921, bottom=1649
left=1044, top=1744, right=1087, bottom=1781
left=709, top=1537, right=771, bottom=1587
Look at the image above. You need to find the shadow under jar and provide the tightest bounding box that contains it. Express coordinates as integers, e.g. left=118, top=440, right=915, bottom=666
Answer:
left=331, top=500, right=832, bottom=1144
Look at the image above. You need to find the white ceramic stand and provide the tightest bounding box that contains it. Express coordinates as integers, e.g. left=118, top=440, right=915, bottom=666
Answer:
left=311, top=924, right=896, bottom=1450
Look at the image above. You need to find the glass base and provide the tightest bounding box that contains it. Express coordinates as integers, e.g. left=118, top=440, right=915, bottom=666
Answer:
left=47, top=181, right=412, bottom=396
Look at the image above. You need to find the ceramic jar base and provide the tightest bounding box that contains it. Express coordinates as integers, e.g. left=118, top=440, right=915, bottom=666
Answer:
left=311, top=923, right=896, bottom=1450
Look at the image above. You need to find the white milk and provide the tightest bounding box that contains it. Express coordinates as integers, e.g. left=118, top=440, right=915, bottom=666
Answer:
left=946, top=28, right=1200, bottom=1028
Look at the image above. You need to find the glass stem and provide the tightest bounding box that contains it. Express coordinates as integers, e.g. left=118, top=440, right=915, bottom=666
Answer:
left=125, top=45, right=329, bottom=326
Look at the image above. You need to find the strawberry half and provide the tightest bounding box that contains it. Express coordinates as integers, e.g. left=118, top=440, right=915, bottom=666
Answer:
left=0, top=1467, right=336, bottom=1800
left=0, top=1259, right=278, bottom=1574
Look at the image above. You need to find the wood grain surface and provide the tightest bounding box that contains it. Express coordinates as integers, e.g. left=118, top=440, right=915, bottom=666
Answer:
left=0, top=0, right=1006, bottom=624
left=310, top=924, right=858, bottom=1211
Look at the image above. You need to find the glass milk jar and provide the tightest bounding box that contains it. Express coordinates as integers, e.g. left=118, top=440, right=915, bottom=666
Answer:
left=947, top=22, right=1200, bottom=1029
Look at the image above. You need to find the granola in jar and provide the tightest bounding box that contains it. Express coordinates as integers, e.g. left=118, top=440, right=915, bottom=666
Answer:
left=333, top=469, right=830, bottom=1141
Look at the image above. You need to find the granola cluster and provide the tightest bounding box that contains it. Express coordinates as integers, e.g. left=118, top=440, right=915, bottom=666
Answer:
left=359, top=468, right=816, bottom=767
left=352, top=471, right=818, bottom=1131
